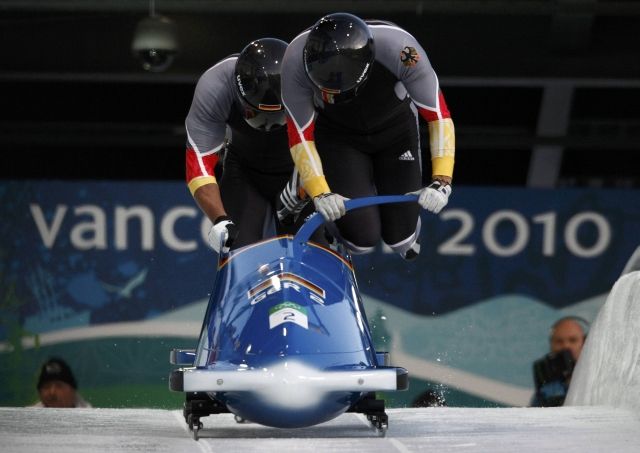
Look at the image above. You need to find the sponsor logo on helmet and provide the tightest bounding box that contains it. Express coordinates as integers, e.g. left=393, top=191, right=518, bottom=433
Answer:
left=400, top=46, right=420, bottom=67
left=258, top=103, right=282, bottom=111
left=356, top=62, right=370, bottom=84
left=236, top=74, right=246, bottom=96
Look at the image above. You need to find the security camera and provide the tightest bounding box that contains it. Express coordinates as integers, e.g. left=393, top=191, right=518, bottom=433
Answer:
left=132, top=15, right=178, bottom=72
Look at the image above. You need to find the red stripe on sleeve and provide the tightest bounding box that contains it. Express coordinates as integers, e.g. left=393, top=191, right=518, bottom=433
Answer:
left=418, top=90, right=452, bottom=122
left=286, top=116, right=315, bottom=147
left=185, top=147, right=219, bottom=183
left=438, top=91, right=451, bottom=119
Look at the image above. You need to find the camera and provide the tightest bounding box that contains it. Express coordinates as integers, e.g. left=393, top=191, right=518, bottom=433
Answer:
left=534, top=349, right=575, bottom=385
left=131, top=15, right=178, bottom=72
left=532, top=349, right=575, bottom=406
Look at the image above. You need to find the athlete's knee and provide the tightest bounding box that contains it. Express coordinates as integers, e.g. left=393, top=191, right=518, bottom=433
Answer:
left=336, top=211, right=380, bottom=252
left=342, top=237, right=377, bottom=255
left=384, top=217, right=421, bottom=261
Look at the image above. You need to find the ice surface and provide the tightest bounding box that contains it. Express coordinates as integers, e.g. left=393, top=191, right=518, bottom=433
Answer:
left=566, top=271, right=640, bottom=410
left=3, top=286, right=640, bottom=453
left=1, top=406, right=639, bottom=452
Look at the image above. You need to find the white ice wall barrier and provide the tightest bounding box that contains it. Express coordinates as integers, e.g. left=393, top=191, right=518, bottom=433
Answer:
left=565, top=270, right=640, bottom=410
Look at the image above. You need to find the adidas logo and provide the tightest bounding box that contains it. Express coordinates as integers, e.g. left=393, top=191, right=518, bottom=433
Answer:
left=398, top=150, right=415, bottom=161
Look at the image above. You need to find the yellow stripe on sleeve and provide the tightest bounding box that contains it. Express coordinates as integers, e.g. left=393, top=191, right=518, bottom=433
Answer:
left=290, top=141, right=331, bottom=197
left=428, top=117, right=456, bottom=178
left=431, top=156, right=455, bottom=178
left=187, top=175, right=217, bottom=196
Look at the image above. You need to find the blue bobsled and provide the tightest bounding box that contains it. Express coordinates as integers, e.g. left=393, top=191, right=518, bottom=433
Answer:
left=170, top=196, right=413, bottom=438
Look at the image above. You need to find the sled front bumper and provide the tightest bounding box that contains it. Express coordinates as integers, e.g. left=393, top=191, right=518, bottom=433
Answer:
left=170, top=365, right=408, bottom=393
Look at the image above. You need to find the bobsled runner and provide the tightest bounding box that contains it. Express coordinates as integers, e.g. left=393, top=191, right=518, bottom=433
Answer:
left=169, top=195, right=415, bottom=439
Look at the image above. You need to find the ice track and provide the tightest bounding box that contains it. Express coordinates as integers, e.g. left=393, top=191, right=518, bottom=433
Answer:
left=2, top=406, right=639, bottom=452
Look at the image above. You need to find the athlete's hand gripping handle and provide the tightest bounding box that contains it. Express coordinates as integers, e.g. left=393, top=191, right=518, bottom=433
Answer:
left=313, top=193, right=349, bottom=222
left=207, top=216, right=238, bottom=254
left=407, top=180, right=452, bottom=214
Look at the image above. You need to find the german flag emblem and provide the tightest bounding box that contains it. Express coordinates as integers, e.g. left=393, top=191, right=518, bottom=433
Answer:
left=321, top=88, right=340, bottom=104
left=258, top=104, right=282, bottom=111
left=400, top=46, right=420, bottom=67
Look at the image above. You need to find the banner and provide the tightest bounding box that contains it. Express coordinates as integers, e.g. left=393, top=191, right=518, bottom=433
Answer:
left=1, top=181, right=638, bottom=407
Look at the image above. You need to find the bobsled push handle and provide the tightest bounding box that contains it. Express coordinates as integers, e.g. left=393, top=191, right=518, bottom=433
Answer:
left=293, top=194, right=418, bottom=245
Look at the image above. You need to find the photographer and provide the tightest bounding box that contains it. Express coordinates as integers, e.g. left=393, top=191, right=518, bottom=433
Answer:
left=531, top=316, right=589, bottom=407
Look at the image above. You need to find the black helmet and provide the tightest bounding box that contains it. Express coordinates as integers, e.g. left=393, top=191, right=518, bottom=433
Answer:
left=304, top=13, right=375, bottom=104
left=234, top=38, right=288, bottom=131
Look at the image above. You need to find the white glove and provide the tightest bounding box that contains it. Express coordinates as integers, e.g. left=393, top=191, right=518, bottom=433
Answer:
left=408, top=180, right=452, bottom=214
left=313, top=193, right=349, bottom=222
left=207, top=216, right=238, bottom=254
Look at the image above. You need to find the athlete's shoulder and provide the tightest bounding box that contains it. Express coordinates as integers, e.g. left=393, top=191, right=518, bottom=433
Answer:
left=282, top=29, right=308, bottom=69
left=201, top=54, right=237, bottom=78
left=365, top=19, right=399, bottom=27
left=367, top=19, right=415, bottom=39
left=288, top=28, right=310, bottom=49
left=194, top=54, right=237, bottom=93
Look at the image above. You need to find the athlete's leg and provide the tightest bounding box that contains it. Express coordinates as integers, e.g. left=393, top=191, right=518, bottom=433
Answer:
left=372, top=118, right=423, bottom=259
left=314, top=137, right=381, bottom=253
left=219, top=152, right=271, bottom=249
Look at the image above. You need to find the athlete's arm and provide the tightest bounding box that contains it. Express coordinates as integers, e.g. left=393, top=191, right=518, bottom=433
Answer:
left=281, top=33, right=331, bottom=198
left=187, top=153, right=226, bottom=222
left=185, top=58, right=236, bottom=223
left=375, top=26, right=455, bottom=183
left=417, top=90, right=455, bottom=185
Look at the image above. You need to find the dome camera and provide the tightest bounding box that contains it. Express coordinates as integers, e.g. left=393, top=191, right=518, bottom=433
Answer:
left=132, top=15, right=178, bottom=72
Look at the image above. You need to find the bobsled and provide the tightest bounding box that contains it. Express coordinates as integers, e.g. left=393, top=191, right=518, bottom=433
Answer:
left=169, top=196, right=414, bottom=439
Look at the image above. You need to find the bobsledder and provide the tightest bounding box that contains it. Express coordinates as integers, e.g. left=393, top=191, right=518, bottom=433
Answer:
left=169, top=195, right=416, bottom=439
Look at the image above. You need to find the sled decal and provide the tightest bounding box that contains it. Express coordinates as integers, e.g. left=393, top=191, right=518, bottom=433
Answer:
left=248, top=272, right=326, bottom=299
left=269, top=302, right=308, bottom=329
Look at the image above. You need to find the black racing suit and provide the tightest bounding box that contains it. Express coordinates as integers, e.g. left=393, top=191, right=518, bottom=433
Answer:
left=281, top=20, right=455, bottom=255
left=185, top=55, right=294, bottom=250
left=314, top=61, right=422, bottom=251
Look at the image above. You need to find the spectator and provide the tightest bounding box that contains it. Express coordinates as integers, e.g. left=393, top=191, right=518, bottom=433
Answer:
left=531, top=316, right=589, bottom=407
left=32, top=357, right=92, bottom=408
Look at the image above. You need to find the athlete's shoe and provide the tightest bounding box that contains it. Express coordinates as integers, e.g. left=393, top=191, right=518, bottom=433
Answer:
left=401, top=237, right=421, bottom=261
left=276, top=173, right=309, bottom=225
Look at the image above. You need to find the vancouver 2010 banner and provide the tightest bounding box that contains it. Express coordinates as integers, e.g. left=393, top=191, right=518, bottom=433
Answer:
left=1, top=180, right=638, bottom=408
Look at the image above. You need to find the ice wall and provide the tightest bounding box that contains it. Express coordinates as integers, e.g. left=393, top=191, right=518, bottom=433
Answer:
left=565, top=270, right=640, bottom=410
